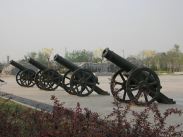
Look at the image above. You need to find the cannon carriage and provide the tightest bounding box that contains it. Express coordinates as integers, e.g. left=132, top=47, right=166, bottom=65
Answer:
left=102, top=48, right=175, bottom=105
left=54, top=54, right=110, bottom=96
left=9, top=60, right=36, bottom=87
left=28, top=58, right=66, bottom=91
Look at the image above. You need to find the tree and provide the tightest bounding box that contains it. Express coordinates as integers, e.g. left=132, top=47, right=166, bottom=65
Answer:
left=42, top=48, right=54, bottom=67
left=65, top=49, right=93, bottom=62
left=134, top=45, right=183, bottom=72
left=24, top=52, right=37, bottom=60
left=93, top=48, right=104, bottom=63
left=24, top=48, right=54, bottom=67
left=136, top=50, right=156, bottom=68
left=166, top=44, right=182, bottom=72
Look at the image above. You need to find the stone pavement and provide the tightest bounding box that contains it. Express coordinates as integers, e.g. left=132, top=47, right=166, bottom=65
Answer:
left=0, top=75, right=183, bottom=127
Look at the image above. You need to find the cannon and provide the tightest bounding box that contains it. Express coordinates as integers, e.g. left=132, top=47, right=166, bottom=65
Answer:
left=28, top=58, right=65, bottom=91
left=54, top=54, right=110, bottom=96
left=102, top=48, right=175, bottom=105
left=9, top=60, right=36, bottom=87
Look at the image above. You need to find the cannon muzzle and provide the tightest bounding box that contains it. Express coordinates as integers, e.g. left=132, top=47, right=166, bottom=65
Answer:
left=102, top=48, right=135, bottom=72
left=9, top=60, right=27, bottom=71
left=28, top=58, right=47, bottom=70
left=54, top=54, right=79, bottom=71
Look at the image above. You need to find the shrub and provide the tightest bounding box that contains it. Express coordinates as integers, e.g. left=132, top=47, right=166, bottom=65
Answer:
left=0, top=96, right=182, bottom=137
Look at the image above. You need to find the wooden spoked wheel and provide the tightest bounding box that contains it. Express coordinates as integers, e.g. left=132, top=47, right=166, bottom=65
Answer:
left=19, top=69, right=36, bottom=87
left=40, top=69, right=61, bottom=91
left=111, top=69, right=130, bottom=103
left=34, top=71, right=45, bottom=89
left=62, top=70, right=76, bottom=95
left=16, top=71, right=24, bottom=87
left=126, top=67, right=161, bottom=106
left=70, top=69, right=97, bottom=97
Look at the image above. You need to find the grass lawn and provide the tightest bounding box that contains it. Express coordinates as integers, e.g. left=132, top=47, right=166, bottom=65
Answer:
left=0, top=97, right=29, bottom=112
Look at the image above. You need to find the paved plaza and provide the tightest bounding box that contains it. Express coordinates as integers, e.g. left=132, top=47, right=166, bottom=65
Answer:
left=0, top=74, right=183, bottom=127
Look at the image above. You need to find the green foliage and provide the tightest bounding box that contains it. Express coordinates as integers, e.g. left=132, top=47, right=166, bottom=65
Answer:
left=65, top=49, right=93, bottom=62
left=65, top=49, right=105, bottom=63
left=24, top=48, right=53, bottom=67
left=22, top=45, right=183, bottom=72
left=137, top=44, right=183, bottom=72
left=0, top=98, right=28, bottom=113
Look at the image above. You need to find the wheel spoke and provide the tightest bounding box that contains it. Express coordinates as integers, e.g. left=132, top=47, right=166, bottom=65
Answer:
left=75, top=85, right=79, bottom=93
left=86, top=86, right=91, bottom=92
left=122, top=90, right=127, bottom=100
left=66, top=77, right=70, bottom=80
left=131, top=78, right=138, bottom=83
left=114, top=81, right=123, bottom=85
left=74, top=84, right=80, bottom=90
left=115, top=87, right=124, bottom=93
left=119, top=73, right=125, bottom=81
left=85, top=74, right=92, bottom=81
left=79, top=86, right=85, bottom=94
left=135, top=90, right=142, bottom=100
left=147, top=81, right=158, bottom=87
left=144, top=91, right=149, bottom=102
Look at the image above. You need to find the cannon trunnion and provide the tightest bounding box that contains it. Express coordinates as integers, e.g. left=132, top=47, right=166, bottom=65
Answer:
left=102, top=48, right=175, bottom=105
left=54, top=54, right=110, bottom=96
left=9, top=60, right=36, bottom=87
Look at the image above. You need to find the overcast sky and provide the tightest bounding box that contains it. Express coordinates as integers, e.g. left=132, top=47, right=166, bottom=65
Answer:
left=0, top=0, right=183, bottom=62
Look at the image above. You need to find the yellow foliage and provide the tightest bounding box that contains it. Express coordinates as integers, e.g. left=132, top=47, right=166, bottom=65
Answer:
left=42, top=48, right=54, bottom=58
left=142, top=50, right=156, bottom=58
left=93, top=48, right=104, bottom=58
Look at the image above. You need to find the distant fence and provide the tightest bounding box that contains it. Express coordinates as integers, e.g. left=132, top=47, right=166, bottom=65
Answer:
left=1, top=57, right=143, bottom=76
left=81, top=62, right=119, bottom=74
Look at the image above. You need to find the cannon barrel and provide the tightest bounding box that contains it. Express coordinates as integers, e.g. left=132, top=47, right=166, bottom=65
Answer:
left=102, top=48, right=136, bottom=71
left=9, top=60, right=27, bottom=71
left=54, top=54, right=79, bottom=71
left=28, top=58, right=47, bottom=70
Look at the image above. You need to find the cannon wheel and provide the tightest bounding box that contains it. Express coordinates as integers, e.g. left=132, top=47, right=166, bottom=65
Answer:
left=35, top=70, right=56, bottom=91
left=111, top=69, right=131, bottom=103
left=34, top=71, right=45, bottom=90
left=40, top=69, right=61, bottom=91
left=16, top=71, right=25, bottom=87
left=19, top=69, right=36, bottom=87
left=70, top=69, right=96, bottom=96
left=62, top=70, right=76, bottom=95
left=126, top=67, right=161, bottom=105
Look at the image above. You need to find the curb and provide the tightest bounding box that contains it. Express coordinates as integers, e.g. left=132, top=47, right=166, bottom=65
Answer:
left=0, top=91, right=53, bottom=112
